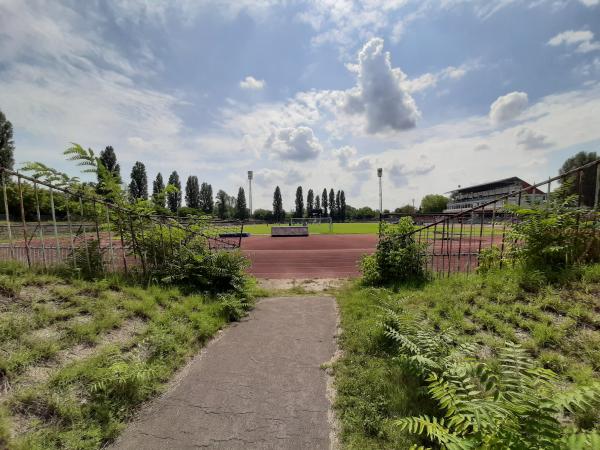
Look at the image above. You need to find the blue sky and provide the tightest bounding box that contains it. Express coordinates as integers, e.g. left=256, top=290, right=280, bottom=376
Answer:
left=1, top=0, right=600, bottom=210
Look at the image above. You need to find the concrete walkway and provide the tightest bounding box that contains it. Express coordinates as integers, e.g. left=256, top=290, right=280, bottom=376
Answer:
left=112, top=296, right=337, bottom=450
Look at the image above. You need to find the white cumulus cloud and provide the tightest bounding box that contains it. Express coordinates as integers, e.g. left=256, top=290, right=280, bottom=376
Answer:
left=240, top=76, right=266, bottom=90
left=333, top=146, right=373, bottom=171
left=343, top=38, right=420, bottom=134
left=267, top=126, right=323, bottom=161
left=489, top=91, right=529, bottom=124
left=548, top=29, right=600, bottom=53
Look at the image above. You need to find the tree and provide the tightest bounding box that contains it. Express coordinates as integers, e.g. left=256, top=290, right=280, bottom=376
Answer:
left=253, top=209, right=274, bottom=221
left=329, top=189, right=335, bottom=219
left=315, top=195, right=321, bottom=212
left=98, top=146, right=121, bottom=183
left=340, top=190, right=346, bottom=222
left=152, top=172, right=165, bottom=208
left=420, top=194, right=448, bottom=213
left=185, top=176, right=200, bottom=209
left=322, top=188, right=328, bottom=217
left=235, top=187, right=248, bottom=220
left=294, top=186, right=304, bottom=218
left=216, top=189, right=229, bottom=219
left=167, top=171, right=182, bottom=213
left=273, top=186, right=284, bottom=222
left=0, top=109, right=15, bottom=170
left=306, top=189, right=314, bottom=217
left=394, top=204, right=416, bottom=214
left=199, top=182, right=214, bottom=214
left=558, top=151, right=598, bottom=207
left=335, top=190, right=341, bottom=221
left=129, top=161, right=148, bottom=200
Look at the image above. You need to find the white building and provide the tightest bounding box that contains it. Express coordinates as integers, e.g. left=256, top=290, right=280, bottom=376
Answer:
left=445, top=177, right=546, bottom=212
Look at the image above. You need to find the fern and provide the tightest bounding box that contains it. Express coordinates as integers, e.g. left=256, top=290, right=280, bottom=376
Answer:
left=385, top=311, right=600, bottom=449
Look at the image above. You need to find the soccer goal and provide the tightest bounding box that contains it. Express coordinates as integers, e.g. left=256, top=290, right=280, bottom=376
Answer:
left=289, top=217, right=333, bottom=232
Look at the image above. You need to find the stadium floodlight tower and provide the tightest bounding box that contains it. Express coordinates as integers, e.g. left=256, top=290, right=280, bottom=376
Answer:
left=377, top=168, right=383, bottom=214
left=247, top=170, right=253, bottom=217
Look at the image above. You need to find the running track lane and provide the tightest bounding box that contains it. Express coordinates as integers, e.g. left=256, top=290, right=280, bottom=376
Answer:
left=240, top=234, right=378, bottom=279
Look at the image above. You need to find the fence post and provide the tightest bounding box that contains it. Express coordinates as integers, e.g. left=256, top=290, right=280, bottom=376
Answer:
left=2, top=171, right=15, bottom=259
left=595, top=161, right=600, bottom=211
left=17, top=174, right=31, bottom=268
left=79, top=196, right=92, bottom=274
left=65, top=194, right=77, bottom=269
left=32, top=181, right=47, bottom=269
left=48, top=187, right=61, bottom=262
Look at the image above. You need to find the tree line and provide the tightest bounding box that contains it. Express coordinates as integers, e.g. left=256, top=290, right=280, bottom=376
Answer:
left=1, top=108, right=599, bottom=221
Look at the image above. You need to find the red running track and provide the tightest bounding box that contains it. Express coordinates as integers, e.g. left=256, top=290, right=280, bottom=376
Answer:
left=240, top=234, right=377, bottom=279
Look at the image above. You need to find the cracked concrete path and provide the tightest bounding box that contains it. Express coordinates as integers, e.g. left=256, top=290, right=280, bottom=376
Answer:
left=111, top=296, right=337, bottom=450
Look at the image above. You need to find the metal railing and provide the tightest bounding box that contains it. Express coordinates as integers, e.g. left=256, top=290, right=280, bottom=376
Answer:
left=0, top=166, right=244, bottom=276
left=381, top=159, right=600, bottom=276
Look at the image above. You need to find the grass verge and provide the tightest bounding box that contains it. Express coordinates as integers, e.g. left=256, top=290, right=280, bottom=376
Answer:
left=332, top=264, right=600, bottom=448
left=0, top=263, right=256, bottom=449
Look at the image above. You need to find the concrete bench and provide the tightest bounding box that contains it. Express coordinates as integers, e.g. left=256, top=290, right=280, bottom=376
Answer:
left=271, top=226, right=309, bottom=237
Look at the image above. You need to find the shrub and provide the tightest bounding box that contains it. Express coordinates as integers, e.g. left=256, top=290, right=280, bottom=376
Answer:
left=361, top=218, right=428, bottom=285
left=160, top=246, right=249, bottom=293
left=70, top=239, right=105, bottom=280
left=509, top=199, right=600, bottom=279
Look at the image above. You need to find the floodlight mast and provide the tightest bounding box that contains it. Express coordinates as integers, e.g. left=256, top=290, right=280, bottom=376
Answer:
left=247, top=170, right=253, bottom=217
left=377, top=168, right=383, bottom=214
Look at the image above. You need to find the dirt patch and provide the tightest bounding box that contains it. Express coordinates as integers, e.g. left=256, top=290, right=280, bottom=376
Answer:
left=12, top=318, right=147, bottom=390
left=258, top=278, right=348, bottom=292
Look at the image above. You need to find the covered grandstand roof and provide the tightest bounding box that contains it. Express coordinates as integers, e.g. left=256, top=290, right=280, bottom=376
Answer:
left=448, top=176, right=545, bottom=195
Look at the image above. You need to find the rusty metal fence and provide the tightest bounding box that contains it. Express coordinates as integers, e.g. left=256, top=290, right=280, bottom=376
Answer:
left=381, top=159, right=600, bottom=276
left=0, top=166, right=244, bottom=276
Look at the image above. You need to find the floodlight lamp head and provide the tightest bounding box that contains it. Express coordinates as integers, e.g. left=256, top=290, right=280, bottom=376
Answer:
left=377, top=168, right=383, bottom=178
left=247, top=170, right=253, bottom=180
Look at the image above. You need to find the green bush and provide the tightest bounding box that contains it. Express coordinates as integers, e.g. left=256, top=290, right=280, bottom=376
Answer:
left=160, top=246, right=249, bottom=293
left=509, top=199, right=600, bottom=279
left=361, top=218, right=428, bottom=285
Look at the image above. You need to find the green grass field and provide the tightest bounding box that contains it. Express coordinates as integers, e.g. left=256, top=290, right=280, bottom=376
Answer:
left=241, top=222, right=506, bottom=236
left=242, top=222, right=381, bottom=235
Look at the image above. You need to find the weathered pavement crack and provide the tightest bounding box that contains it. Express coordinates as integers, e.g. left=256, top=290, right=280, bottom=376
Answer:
left=111, top=296, right=338, bottom=449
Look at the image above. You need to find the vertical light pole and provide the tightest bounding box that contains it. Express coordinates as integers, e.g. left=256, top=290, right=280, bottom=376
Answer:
left=377, top=168, right=383, bottom=213
left=247, top=170, right=253, bottom=217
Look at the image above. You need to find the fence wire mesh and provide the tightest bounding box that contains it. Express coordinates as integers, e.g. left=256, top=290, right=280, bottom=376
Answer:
left=380, top=159, right=600, bottom=276
left=0, top=167, right=244, bottom=275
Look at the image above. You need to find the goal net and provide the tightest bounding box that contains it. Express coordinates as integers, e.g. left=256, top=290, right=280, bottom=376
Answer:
left=289, top=217, right=333, bottom=232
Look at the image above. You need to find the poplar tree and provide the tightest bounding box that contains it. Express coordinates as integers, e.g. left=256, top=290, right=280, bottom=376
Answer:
left=340, top=190, right=346, bottom=222
left=235, top=187, right=248, bottom=220
left=295, top=186, right=304, bottom=218
left=152, top=172, right=165, bottom=207
left=167, top=171, right=182, bottom=212
left=98, top=146, right=121, bottom=183
left=328, top=188, right=335, bottom=219
left=273, top=186, right=284, bottom=222
left=322, top=188, right=328, bottom=217
left=216, top=189, right=228, bottom=219
left=129, top=161, right=148, bottom=200
left=336, top=190, right=341, bottom=221
left=315, top=195, right=321, bottom=213
left=0, top=110, right=15, bottom=170
left=199, top=182, right=214, bottom=214
left=306, top=189, right=314, bottom=217
left=185, top=176, right=200, bottom=209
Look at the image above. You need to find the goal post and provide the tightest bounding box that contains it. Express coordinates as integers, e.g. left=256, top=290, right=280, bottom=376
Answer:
left=289, top=217, right=333, bottom=232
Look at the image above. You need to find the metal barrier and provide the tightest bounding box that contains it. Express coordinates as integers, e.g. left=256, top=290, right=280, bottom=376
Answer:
left=380, top=159, right=600, bottom=276
left=0, top=166, right=244, bottom=275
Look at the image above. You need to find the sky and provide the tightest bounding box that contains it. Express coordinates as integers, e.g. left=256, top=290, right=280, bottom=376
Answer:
left=1, top=0, right=600, bottom=211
